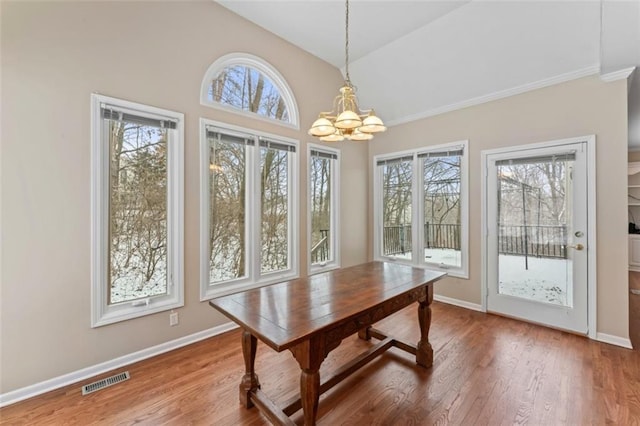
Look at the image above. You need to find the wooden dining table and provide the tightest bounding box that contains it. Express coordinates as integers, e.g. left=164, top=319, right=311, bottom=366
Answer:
left=209, top=261, right=446, bottom=425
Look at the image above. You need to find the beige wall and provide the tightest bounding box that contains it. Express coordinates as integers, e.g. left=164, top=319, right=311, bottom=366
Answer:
left=1, top=1, right=630, bottom=397
left=368, top=75, right=629, bottom=340
left=0, top=1, right=369, bottom=393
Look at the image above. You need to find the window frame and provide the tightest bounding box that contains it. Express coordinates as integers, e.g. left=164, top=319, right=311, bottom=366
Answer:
left=373, top=140, right=469, bottom=278
left=200, top=53, right=300, bottom=130
left=307, top=143, right=341, bottom=275
left=90, top=94, right=184, bottom=327
left=199, top=118, right=299, bottom=300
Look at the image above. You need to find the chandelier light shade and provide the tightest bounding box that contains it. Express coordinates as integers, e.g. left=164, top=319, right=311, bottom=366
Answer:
left=309, top=117, right=336, bottom=137
left=308, top=0, right=386, bottom=142
left=320, top=130, right=345, bottom=142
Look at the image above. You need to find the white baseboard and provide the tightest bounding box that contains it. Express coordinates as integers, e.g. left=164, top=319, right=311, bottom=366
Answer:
left=629, top=266, right=640, bottom=273
left=595, top=332, right=633, bottom=349
left=432, top=296, right=636, bottom=350
left=0, top=322, right=239, bottom=408
left=433, top=295, right=634, bottom=351
left=433, top=294, right=484, bottom=312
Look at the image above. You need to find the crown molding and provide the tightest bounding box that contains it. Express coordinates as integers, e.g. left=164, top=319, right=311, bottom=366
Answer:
left=600, top=66, right=636, bottom=83
left=386, top=64, right=600, bottom=127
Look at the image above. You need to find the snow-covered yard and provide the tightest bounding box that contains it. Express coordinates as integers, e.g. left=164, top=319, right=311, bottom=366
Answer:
left=498, top=254, right=571, bottom=306
left=391, top=249, right=571, bottom=306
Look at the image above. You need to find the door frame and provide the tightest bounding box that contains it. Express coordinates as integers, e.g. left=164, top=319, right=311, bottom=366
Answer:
left=480, top=135, right=597, bottom=338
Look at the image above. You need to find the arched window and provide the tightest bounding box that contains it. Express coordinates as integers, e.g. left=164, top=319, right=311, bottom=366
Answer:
left=200, top=53, right=299, bottom=128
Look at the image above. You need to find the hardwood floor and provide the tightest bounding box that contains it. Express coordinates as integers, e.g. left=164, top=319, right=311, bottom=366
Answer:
left=2, top=301, right=639, bottom=425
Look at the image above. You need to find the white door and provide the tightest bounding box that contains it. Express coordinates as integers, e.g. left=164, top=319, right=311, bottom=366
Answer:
left=485, top=141, right=588, bottom=333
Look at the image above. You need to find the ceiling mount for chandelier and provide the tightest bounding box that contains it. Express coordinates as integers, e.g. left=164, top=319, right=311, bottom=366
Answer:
left=308, top=0, right=386, bottom=142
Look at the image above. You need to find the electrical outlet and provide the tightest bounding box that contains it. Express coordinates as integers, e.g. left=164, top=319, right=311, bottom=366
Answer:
left=169, top=312, right=179, bottom=326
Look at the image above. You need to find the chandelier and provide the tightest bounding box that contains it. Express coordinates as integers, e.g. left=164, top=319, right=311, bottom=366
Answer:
left=307, top=0, right=386, bottom=142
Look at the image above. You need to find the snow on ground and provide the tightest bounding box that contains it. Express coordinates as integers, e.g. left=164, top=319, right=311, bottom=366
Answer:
left=390, top=249, right=571, bottom=306
left=499, top=254, right=571, bottom=306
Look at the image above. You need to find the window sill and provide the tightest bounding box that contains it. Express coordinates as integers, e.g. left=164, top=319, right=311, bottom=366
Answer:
left=375, top=256, right=469, bottom=280
left=201, top=271, right=300, bottom=301
left=92, top=297, right=184, bottom=328
left=309, top=262, right=340, bottom=276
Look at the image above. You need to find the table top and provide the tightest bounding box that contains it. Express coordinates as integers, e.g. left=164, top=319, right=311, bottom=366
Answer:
left=209, top=261, right=446, bottom=352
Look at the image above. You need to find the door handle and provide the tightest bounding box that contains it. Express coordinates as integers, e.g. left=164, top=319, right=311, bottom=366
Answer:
left=567, top=243, right=584, bottom=251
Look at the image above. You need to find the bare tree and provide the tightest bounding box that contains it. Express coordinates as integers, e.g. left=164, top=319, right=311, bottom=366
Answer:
left=211, top=65, right=289, bottom=122
left=109, top=121, right=168, bottom=303
left=209, top=139, right=248, bottom=282
left=260, top=147, right=289, bottom=272
left=310, top=156, right=332, bottom=263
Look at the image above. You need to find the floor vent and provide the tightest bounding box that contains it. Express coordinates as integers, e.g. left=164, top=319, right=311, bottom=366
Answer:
left=82, top=371, right=130, bottom=395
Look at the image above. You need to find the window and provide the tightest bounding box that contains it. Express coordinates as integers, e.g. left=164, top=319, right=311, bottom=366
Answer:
left=200, top=53, right=299, bottom=128
left=200, top=119, right=299, bottom=300
left=421, top=148, right=464, bottom=270
left=374, top=141, right=468, bottom=278
left=379, top=156, right=414, bottom=261
left=308, top=144, right=340, bottom=274
left=91, top=94, right=184, bottom=327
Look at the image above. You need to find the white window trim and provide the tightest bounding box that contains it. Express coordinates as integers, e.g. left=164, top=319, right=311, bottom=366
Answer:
left=307, top=143, right=341, bottom=275
left=90, top=94, right=184, bottom=327
left=200, top=53, right=300, bottom=130
left=373, top=140, right=469, bottom=279
left=199, top=118, right=299, bottom=301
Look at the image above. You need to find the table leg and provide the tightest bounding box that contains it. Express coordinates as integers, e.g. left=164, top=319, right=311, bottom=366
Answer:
left=416, top=295, right=434, bottom=368
left=300, top=367, right=321, bottom=425
left=358, top=326, right=372, bottom=341
left=291, top=338, right=326, bottom=426
left=239, top=330, right=260, bottom=408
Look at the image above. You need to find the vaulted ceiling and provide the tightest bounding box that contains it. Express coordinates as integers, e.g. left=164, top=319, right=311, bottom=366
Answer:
left=217, top=0, right=640, bottom=148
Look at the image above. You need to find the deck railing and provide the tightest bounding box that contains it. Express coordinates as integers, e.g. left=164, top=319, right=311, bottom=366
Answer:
left=382, top=225, right=413, bottom=256
left=381, top=223, right=567, bottom=259
left=497, top=224, right=567, bottom=259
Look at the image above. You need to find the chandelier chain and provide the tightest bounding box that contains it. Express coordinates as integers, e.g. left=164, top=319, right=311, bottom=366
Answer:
left=307, top=0, right=385, bottom=141
left=345, top=0, right=350, bottom=84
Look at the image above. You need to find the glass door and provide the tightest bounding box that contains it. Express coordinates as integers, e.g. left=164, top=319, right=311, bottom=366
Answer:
left=486, top=142, right=588, bottom=333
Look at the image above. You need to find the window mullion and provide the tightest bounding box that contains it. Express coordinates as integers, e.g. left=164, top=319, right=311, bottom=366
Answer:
left=411, top=154, right=422, bottom=265
left=288, top=151, right=295, bottom=272
left=170, top=125, right=183, bottom=302
left=166, top=130, right=174, bottom=295
left=460, top=144, right=469, bottom=277
left=374, top=163, right=382, bottom=260
left=414, top=155, right=425, bottom=267
left=330, top=158, right=338, bottom=265
left=100, top=118, right=111, bottom=312
left=250, top=136, right=261, bottom=282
